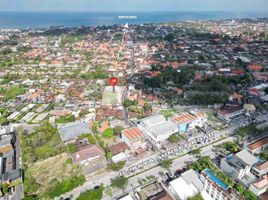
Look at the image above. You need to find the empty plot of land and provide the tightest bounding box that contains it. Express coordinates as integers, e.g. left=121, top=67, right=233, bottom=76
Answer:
left=27, top=153, right=73, bottom=195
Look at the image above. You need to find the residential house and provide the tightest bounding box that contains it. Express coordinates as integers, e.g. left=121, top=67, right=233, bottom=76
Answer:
left=121, top=127, right=147, bottom=154
left=249, top=175, right=268, bottom=196
left=217, top=105, right=244, bottom=123
left=220, top=149, right=259, bottom=186
left=72, top=143, right=106, bottom=175
left=247, top=136, right=268, bottom=154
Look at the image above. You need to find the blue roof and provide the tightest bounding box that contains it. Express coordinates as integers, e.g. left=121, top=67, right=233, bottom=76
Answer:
left=203, top=169, right=228, bottom=190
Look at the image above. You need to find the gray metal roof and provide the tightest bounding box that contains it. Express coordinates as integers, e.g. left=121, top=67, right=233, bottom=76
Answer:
left=59, top=122, right=92, bottom=142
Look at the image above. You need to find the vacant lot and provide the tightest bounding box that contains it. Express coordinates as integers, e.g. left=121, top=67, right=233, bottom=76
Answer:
left=26, top=153, right=73, bottom=195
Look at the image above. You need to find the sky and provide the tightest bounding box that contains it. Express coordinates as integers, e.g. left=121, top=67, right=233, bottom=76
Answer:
left=0, top=0, right=268, bottom=12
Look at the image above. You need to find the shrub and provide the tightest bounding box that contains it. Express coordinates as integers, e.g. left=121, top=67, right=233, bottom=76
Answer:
left=77, top=186, right=104, bottom=200
left=103, top=128, right=114, bottom=138
left=109, top=161, right=125, bottom=171
left=48, top=175, right=86, bottom=198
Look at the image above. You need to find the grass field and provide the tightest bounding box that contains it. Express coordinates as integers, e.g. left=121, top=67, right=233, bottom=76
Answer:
left=25, top=153, right=76, bottom=197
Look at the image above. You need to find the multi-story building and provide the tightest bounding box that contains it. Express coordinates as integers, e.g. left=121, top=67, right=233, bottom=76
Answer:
left=138, top=114, right=178, bottom=144
left=121, top=127, right=147, bottom=154
left=200, top=169, right=242, bottom=200
left=217, top=105, right=244, bottom=123
left=172, top=111, right=207, bottom=133
left=220, top=149, right=258, bottom=186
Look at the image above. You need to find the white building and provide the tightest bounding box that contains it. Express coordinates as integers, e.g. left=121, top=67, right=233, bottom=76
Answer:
left=169, top=169, right=203, bottom=200
left=220, top=149, right=258, bottom=186
left=138, top=114, right=178, bottom=144
left=249, top=175, right=268, bottom=196
left=217, top=105, right=244, bottom=123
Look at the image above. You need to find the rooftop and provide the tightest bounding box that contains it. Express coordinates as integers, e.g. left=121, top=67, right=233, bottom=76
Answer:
left=108, top=142, right=129, bottom=155
left=203, top=168, right=228, bottom=190
left=59, top=122, right=92, bottom=142
left=122, top=127, right=144, bottom=140
left=248, top=136, right=268, bottom=151
left=72, top=144, right=104, bottom=163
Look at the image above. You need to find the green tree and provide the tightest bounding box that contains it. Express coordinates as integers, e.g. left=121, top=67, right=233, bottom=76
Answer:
left=103, top=128, right=114, bottom=138
left=160, top=159, right=173, bottom=171
left=111, top=176, right=128, bottom=191
left=77, top=186, right=104, bottom=200
left=168, top=134, right=180, bottom=143
left=67, top=143, right=78, bottom=153
left=109, top=161, right=126, bottom=171
left=114, top=126, right=124, bottom=136
left=143, top=102, right=152, bottom=111
left=1, top=183, right=9, bottom=195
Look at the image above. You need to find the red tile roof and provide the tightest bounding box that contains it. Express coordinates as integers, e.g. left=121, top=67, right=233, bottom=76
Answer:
left=248, top=136, right=268, bottom=150
left=257, top=161, right=268, bottom=171
left=72, top=144, right=104, bottom=163
left=108, top=142, right=129, bottom=155
left=122, top=127, right=144, bottom=140
left=248, top=65, right=264, bottom=71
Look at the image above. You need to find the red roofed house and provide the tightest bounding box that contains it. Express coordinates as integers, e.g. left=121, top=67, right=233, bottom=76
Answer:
left=249, top=175, right=268, bottom=196
left=72, top=143, right=105, bottom=165
left=248, top=65, right=264, bottom=71
left=252, top=161, right=268, bottom=178
left=217, top=105, right=244, bottom=123
left=247, top=136, right=268, bottom=154
left=108, top=141, right=129, bottom=155
left=249, top=87, right=261, bottom=96
left=72, top=143, right=107, bottom=174
left=122, top=127, right=147, bottom=153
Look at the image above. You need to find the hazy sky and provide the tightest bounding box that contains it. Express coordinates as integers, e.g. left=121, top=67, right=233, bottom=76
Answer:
left=0, top=0, right=268, bottom=12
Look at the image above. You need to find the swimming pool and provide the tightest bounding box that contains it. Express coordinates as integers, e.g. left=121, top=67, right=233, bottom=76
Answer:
left=203, top=169, right=229, bottom=190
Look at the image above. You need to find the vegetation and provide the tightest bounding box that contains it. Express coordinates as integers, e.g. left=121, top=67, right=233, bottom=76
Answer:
left=108, top=161, right=126, bottom=171
left=1, top=183, right=9, bottom=195
left=0, top=85, right=25, bottom=101
left=80, top=69, right=109, bottom=80
left=188, top=157, right=233, bottom=186
left=236, top=124, right=261, bottom=138
left=77, top=133, right=96, bottom=144
left=67, top=143, right=78, bottom=153
left=234, top=182, right=259, bottom=200
left=103, top=128, right=114, bottom=138
left=168, top=133, right=181, bottom=143
left=259, top=150, right=268, bottom=161
left=20, top=122, right=65, bottom=163
left=111, top=176, right=128, bottom=191
left=114, top=126, right=124, bottom=136
left=190, top=148, right=201, bottom=157
left=219, top=141, right=240, bottom=153
left=55, top=114, right=75, bottom=124
left=77, top=186, right=104, bottom=200
left=123, top=99, right=138, bottom=108
left=159, top=159, right=173, bottom=170
left=143, top=102, right=152, bottom=111
left=188, top=192, right=204, bottom=200
left=48, top=175, right=86, bottom=198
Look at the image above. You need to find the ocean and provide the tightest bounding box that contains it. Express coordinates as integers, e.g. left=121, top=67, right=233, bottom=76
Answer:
left=0, top=11, right=267, bottom=29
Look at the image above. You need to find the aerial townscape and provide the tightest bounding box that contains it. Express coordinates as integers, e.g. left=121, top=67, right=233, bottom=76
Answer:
left=0, top=11, right=268, bottom=200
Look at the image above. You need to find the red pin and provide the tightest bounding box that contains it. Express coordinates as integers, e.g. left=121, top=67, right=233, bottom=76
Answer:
left=109, top=77, right=118, bottom=93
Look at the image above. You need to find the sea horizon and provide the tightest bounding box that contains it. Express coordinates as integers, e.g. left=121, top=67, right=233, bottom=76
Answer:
left=0, top=10, right=267, bottom=29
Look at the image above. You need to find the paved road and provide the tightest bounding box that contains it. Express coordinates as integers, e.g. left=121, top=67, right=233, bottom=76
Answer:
left=57, top=135, right=235, bottom=200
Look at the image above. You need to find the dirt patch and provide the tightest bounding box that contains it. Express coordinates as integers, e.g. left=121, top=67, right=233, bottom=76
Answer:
left=27, top=153, right=73, bottom=194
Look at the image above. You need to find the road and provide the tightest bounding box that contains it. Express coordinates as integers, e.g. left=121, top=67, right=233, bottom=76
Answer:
left=57, top=135, right=235, bottom=200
